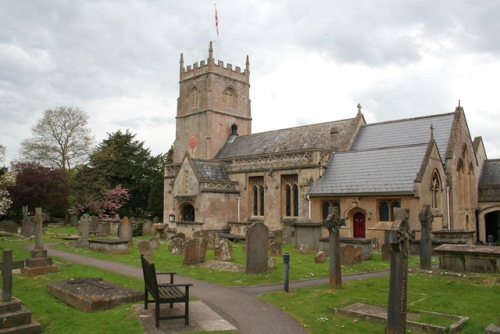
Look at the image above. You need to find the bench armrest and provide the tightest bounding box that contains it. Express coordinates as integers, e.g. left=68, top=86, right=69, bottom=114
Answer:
left=158, top=283, right=194, bottom=288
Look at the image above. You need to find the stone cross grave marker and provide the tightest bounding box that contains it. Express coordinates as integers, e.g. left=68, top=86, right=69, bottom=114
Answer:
left=0, top=250, right=24, bottom=302
left=419, top=205, right=433, bottom=270
left=385, top=208, right=415, bottom=334
left=245, top=222, right=269, bottom=274
left=34, top=208, right=47, bottom=251
left=322, top=206, right=345, bottom=289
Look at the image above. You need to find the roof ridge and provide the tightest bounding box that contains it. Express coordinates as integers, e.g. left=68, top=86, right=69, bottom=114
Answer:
left=345, top=142, right=428, bottom=154
left=362, top=112, right=455, bottom=127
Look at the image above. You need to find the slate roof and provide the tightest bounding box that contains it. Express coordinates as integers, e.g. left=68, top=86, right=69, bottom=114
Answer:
left=350, top=112, right=454, bottom=162
left=191, top=159, right=233, bottom=182
left=479, top=159, right=500, bottom=186
left=215, top=117, right=359, bottom=159
left=309, top=144, right=428, bottom=196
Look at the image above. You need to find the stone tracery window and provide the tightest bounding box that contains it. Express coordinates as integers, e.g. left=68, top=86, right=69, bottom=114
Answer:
left=283, top=175, right=299, bottom=217
left=249, top=177, right=264, bottom=217
left=322, top=200, right=340, bottom=220
left=378, top=199, right=401, bottom=221
left=431, top=171, right=441, bottom=209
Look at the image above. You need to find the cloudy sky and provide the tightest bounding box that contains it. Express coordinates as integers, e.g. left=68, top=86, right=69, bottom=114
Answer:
left=1, top=0, right=500, bottom=166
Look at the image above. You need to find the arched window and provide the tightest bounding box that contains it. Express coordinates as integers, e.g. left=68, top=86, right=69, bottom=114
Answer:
left=457, top=159, right=464, bottom=209
left=322, top=200, right=340, bottom=220
left=180, top=203, right=195, bottom=222
left=249, top=176, right=264, bottom=217
left=379, top=199, right=401, bottom=221
left=190, top=87, right=199, bottom=109
left=224, top=87, right=235, bottom=109
left=431, top=171, right=441, bottom=209
left=282, top=175, right=299, bottom=217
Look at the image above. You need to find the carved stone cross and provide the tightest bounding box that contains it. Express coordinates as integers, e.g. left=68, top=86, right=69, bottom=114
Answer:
left=1, top=250, right=24, bottom=302
left=385, top=208, right=415, bottom=334
left=419, top=205, right=433, bottom=270
left=322, top=207, right=345, bottom=289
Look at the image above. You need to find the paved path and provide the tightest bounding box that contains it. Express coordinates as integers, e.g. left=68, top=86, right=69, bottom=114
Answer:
left=40, top=244, right=405, bottom=333
left=41, top=244, right=308, bottom=334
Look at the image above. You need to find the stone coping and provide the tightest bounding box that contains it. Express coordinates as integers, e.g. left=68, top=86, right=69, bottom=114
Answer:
left=434, top=244, right=500, bottom=255
left=88, top=238, right=128, bottom=245
left=319, top=237, right=373, bottom=244
left=335, top=302, right=468, bottom=333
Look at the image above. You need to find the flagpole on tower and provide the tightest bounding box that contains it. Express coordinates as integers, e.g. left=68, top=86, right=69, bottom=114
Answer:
left=214, top=3, right=219, bottom=59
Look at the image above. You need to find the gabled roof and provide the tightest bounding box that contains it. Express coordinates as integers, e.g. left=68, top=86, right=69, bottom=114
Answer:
left=308, top=144, right=429, bottom=196
left=190, top=159, right=233, bottom=183
left=215, top=117, right=361, bottom=159
left=350, top=112, right=455, bottom=162
left=479, top=159, right=500, bottom=186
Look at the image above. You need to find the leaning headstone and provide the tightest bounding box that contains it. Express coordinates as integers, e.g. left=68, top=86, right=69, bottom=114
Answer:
left=215, top=239, right=233, bottom=261
left=245, top=222, right=269, bottom=274
left=149, top=237, right=160, bottom=250
left=120, top=216, right=133, bottom=247
left=315, top=251, right=327, bottom=264
left=182, top=238, right=208, bottom=265
left=142, top=220, right=153, bottom=236
left=268, top=241, right=282, bottom=256
left=299, top=243, right=310, bottom=254
left=171, top=238, right=186, bottom=255
left=21, top=216, right=36, bottom=238
left=385, top=208, right=415, bottom=334
left=381, top=243, right=392, bottom=261
left=419, top=204, right=434, bottom=270
left=138, top=241, right=153, bottom=260
left=341, top=245, right=363, bottom=265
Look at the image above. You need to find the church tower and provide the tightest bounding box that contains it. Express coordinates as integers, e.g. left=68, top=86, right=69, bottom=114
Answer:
left=173, top=42, right=251, bottom=162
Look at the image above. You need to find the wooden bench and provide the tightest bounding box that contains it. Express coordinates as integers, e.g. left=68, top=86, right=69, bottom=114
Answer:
left=140, top=255, right=193, bottom=327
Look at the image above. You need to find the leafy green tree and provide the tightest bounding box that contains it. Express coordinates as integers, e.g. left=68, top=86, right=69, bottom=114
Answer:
left=72, top=130, right=165, bottom=217
left=146, top=147, right=172, bottom=218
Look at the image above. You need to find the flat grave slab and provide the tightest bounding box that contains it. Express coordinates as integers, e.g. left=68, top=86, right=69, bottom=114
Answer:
left=335, top=302, right=468, bottom=333
left=88, top=238, right=129, bottom=254
left=47, top=277, right=142, bottom=312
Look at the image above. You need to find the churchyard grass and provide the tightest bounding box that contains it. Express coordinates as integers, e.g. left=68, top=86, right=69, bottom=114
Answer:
left=259, top=272, right=500, bottom=333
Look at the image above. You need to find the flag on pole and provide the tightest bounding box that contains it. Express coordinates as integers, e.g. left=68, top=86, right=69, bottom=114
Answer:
left=214, top=4, right=219, bottom=37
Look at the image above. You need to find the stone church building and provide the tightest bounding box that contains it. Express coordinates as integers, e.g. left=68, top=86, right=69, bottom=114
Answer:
left=163, top=42, right=500, bottom=246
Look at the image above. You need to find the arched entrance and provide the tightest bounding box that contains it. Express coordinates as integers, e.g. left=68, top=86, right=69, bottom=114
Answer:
left=353, top=212, right=366, bottom=238
left=180, top=203, right=195, bottom=222
left=485, top=210, right=500, bottom=242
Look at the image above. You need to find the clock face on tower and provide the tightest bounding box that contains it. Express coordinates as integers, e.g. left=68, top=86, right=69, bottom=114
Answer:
left=188, top=135, right=198, bottom=149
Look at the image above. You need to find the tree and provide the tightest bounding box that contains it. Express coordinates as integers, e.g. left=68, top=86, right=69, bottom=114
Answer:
left=147, top=146, right=172, bottom=218
left=7, top=161, right=68, bottom=217
left=0, top=146, right=16, bottom=216
left=75, top=184, right=130, bottom=218
left=71, top=129, right=162, bottom=217
left=20, top=106, right=94, bottom=171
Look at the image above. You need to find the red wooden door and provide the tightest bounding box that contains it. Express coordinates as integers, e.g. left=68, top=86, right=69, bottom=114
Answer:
left=353, top=213, right=365, bottom=238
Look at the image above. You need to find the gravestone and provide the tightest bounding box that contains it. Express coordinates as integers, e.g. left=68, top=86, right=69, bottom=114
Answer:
left=21, top=208, right=58, bottom=276
left=69, top=215, right=78, bottom=226
left=120, top=216, right=133, bottom=247
left=341, top=244, right=363, bottom=265
left=142, top=219, right=153, bottom=236
left=381, top=243, right=392, bottom=261
left=245, top=221, right=268, bottom=274
left=138, top=240, right=153, bottom=260
left=282, top=226, right=292, bottom=244
left=174, top=232, right=186, bottom=239
left=182, top=238, right=208, bottom=265
left=0, top=250, right=41, bottom=333
left=89, top=216, right=99, bottom=233
left=75, top=214, right=91, bottom=248
left=0, top=250, right=24, bottom=302
left=149, top=237, right=160, bottom=250
left=272, top=230, right=283, bottom=244
left=171, top=238, right=186, bottom=255
left=21, top=216, right=36, bottom=237
left=268, top=258, right=277, bottom=270
left=385, top=208, right=415, bottom=334
left=323, top=207, right=345, bottom=289
left=203, top=231, right=220, bottom=250
left=419, top=204, right=434, bottom=270
left=300, top=243, right=310, bottom=254
left=268, top=240, right=283, bottom=256
left=47, top=278, right=142, bottom=312
left=315, top=251, right=327, bottom=263
left=153, top=216, right=159, bottom=224
left=0, top=221, right=18, bottom=234
left=214, top=239, right=233, bottom=261
left=22, top=205, right=28, bottom=218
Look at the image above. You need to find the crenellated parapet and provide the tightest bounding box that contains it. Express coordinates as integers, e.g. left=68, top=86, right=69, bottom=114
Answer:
left=180, top=41, right=250, bottom=83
